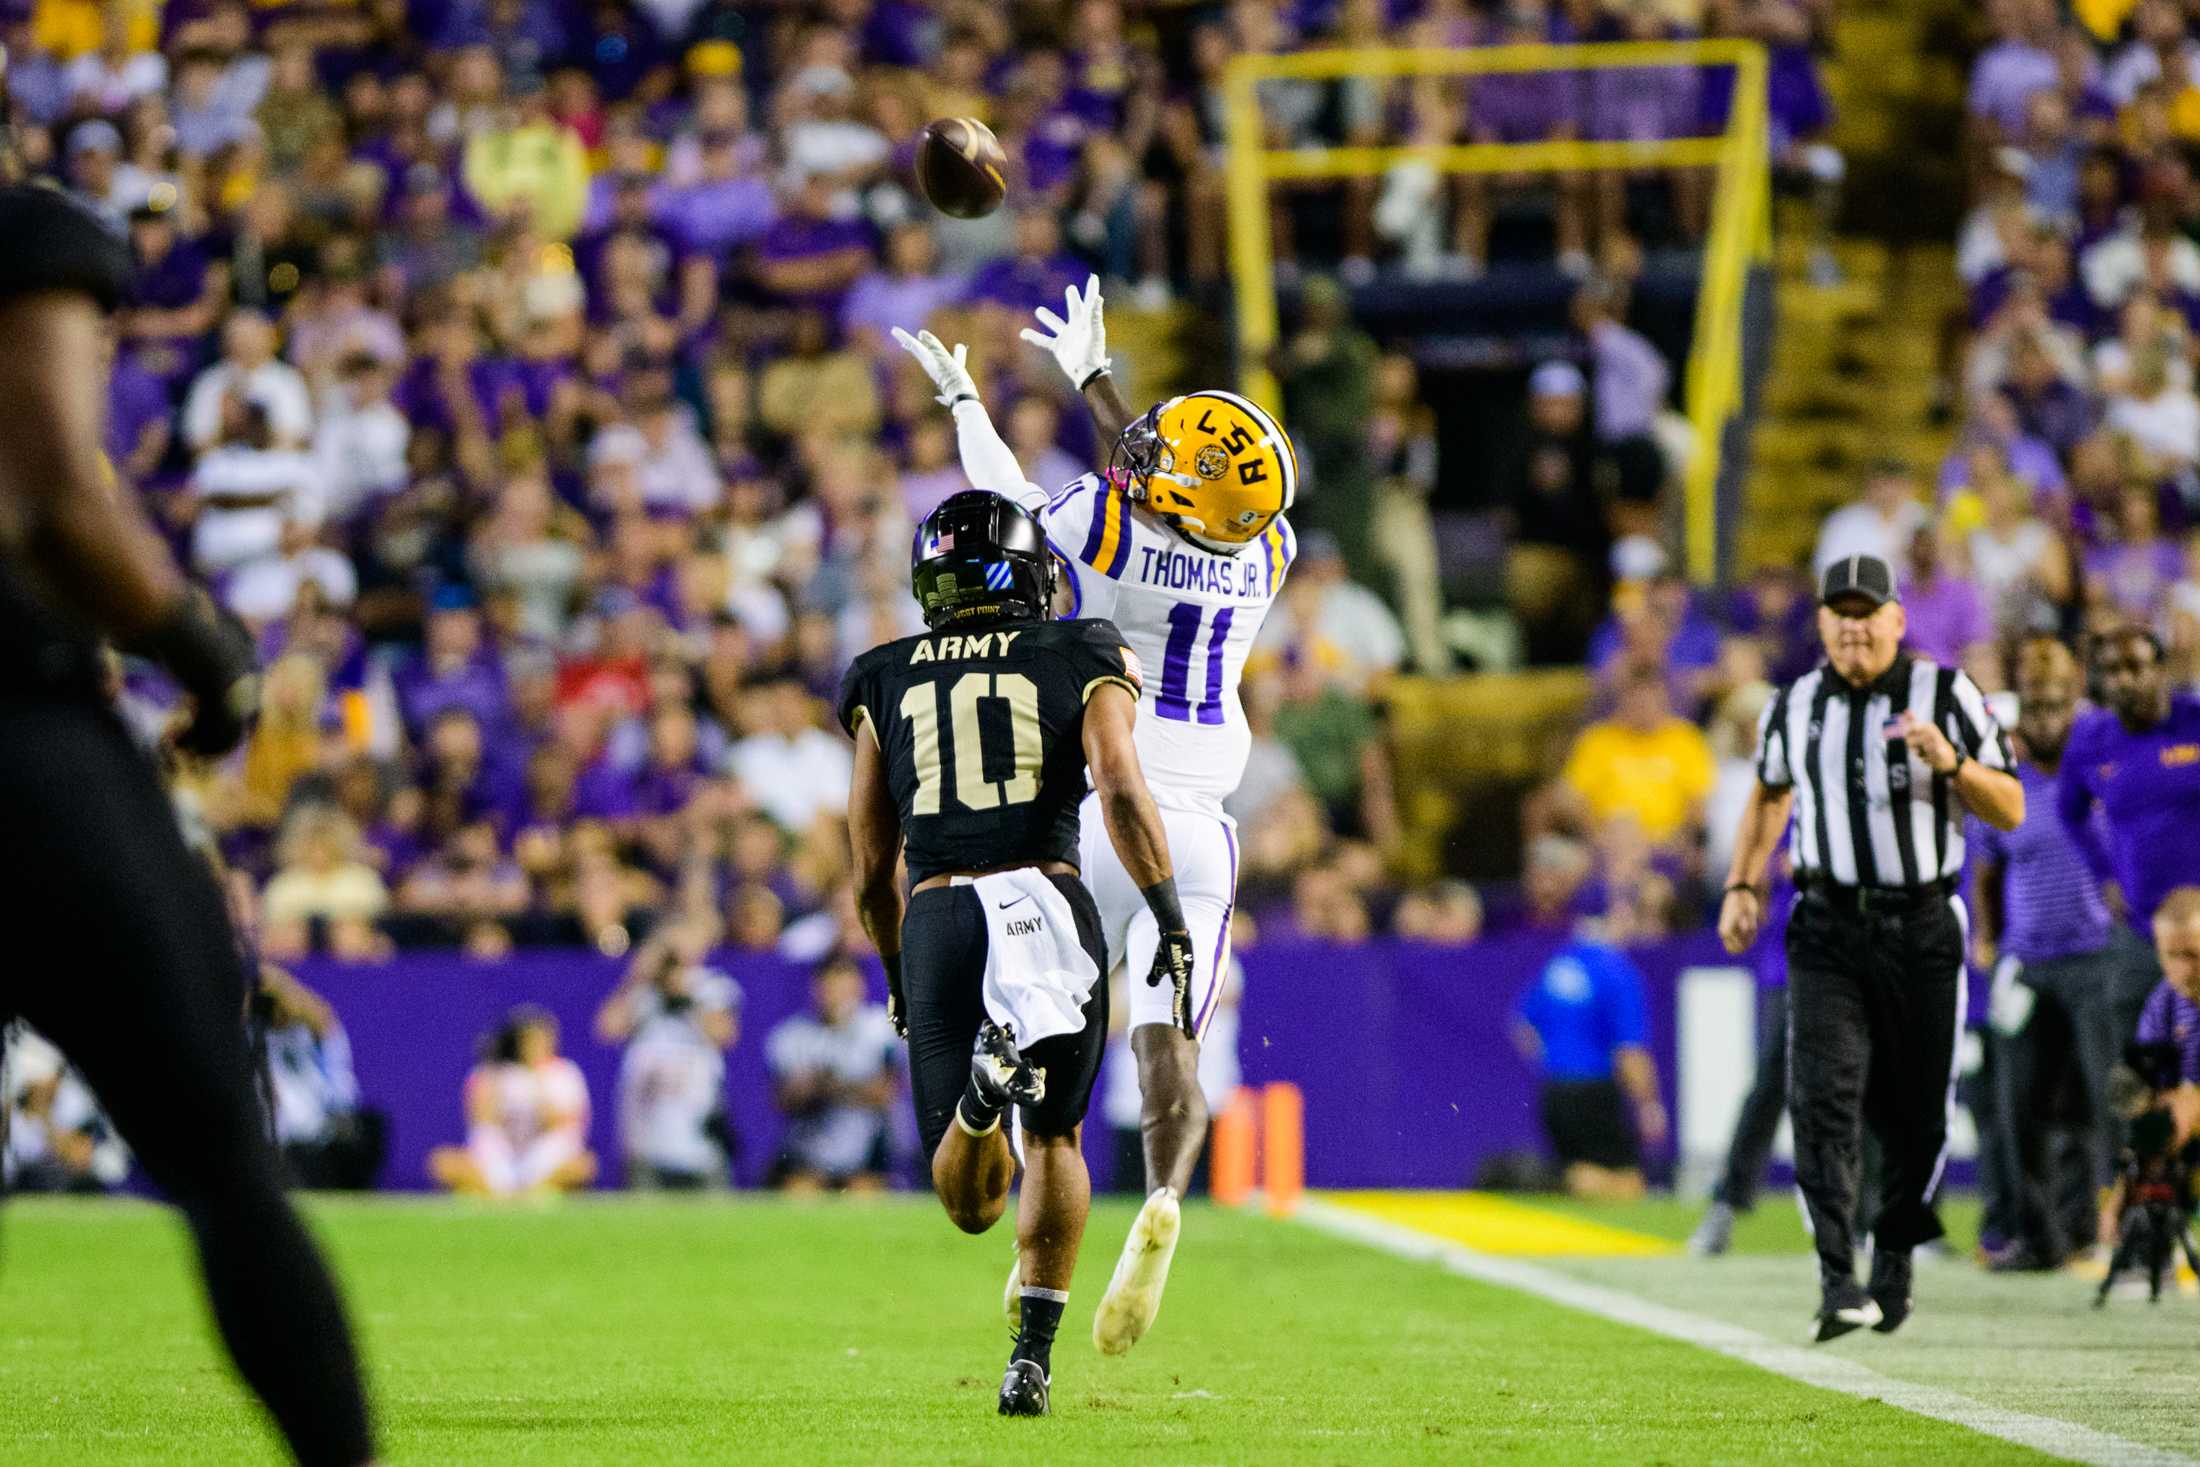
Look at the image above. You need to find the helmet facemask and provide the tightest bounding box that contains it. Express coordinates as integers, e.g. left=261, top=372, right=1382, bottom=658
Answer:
left=1108, top=403, right=1250, bottom=556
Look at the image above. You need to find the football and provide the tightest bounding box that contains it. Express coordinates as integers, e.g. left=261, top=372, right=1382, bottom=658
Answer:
left=915, top=116, right=1008, bottom=220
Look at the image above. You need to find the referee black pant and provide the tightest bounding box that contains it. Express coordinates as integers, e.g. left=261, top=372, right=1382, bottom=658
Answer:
left=0, top=699, right=373, bottom=1467
left=1787, top=886, right=1965, bottom=1287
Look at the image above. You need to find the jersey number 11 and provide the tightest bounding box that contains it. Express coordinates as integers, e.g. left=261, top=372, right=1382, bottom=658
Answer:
left=1159, top=603, right=1232, bottom=725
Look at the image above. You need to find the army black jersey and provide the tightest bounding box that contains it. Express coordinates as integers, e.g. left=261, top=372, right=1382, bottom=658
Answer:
left=0, top=183, right=135, bottom=698
left=837, top=617, right=1142, bottom=885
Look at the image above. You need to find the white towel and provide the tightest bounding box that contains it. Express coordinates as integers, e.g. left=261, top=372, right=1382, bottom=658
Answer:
left=967, top=870, right=1101, bottom=1047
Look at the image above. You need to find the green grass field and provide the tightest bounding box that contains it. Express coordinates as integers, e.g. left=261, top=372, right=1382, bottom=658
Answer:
left=0, top=1192, right=2189, bottom=1465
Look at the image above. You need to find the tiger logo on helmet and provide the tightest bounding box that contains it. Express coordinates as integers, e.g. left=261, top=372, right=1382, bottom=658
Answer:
left=1107, top=390, right=1297, bottom=554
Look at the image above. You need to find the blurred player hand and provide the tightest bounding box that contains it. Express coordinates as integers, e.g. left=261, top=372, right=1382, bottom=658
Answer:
left=1149, top=929, right=1196, bottom=1039
left=890, top=327, right=978, bottom=407
left=1020, top=274, right=1110, bottom=389
left=1717, top=887, right=1761, bottom=955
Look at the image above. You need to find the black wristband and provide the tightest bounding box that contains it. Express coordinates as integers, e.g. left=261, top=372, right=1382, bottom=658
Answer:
left=130, top=590, right=255, bottom=701
left=1077, top=366, right=1110, bottom=392
left=1139, top=876, right=1187, bottom=933
left=1723, top=882, right=1761, bottom=899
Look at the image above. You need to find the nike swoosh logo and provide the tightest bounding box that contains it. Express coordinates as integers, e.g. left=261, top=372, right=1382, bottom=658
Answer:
left=997, top=895, right=1032, bottom=910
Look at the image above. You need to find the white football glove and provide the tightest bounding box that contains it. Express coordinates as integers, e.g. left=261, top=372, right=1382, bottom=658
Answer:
left=1020, top=273, right=1111, bottom=389
left=890, top=326, right=979, bottom=407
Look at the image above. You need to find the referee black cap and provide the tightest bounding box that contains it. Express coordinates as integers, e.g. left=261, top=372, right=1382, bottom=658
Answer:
left=1819, top=554, right=1897, bottom=608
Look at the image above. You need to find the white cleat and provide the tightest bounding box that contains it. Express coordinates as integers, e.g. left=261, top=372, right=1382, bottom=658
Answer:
left=1003, top=1246, right=1022, bottom=1327
left=1093, top=1187, right=1181, bottom=1356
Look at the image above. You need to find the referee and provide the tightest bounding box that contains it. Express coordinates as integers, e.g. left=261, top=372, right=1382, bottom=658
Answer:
left=1718, top=555, right=2024, bottom=1342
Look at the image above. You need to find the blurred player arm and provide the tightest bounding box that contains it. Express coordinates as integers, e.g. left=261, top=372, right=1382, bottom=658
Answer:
left=847, top=708, right=910, bottom=1035
left=0, top=289, right=257, bottom=752
left=0, top=290, right=186, bottom=637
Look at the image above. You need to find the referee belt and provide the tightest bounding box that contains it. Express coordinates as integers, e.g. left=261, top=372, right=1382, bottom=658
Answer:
left=1798, top=876, right=1955, bottom=916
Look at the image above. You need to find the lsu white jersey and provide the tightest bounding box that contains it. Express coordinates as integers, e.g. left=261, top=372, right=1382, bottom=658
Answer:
left=1006, top=472, right=1297, bottom=812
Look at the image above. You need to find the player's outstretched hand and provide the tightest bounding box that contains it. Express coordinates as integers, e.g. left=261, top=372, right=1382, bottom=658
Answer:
left=890, top=327, right=978, bottom=408
left=1020, top=274, right=1110, bottom=390
left=1148, top=929, right=1197, bottom=1039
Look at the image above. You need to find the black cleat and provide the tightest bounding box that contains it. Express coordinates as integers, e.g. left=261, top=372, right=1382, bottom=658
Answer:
left=973, top=1021, right=1046, bottom=1109
left=997, top=1358, right=1050, bottom=1417
left=1868, top=1250, right=1912, bottom=1334
left=1814, top=1279, right=1882, bottom=1343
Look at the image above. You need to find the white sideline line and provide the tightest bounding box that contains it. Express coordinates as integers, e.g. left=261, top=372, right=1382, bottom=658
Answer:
left=1295, top=1197, right=2197, bottom=1467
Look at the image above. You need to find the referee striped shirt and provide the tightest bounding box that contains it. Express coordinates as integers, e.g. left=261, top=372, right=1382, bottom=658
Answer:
left=1756, top=653, right=2014, bottom=888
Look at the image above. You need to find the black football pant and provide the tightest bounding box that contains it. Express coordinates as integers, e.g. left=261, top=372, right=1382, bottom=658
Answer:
left=900, top=873, right=1109, bottom=1161
left=1713, top=986, right=1788, bottom=1212
left=1786, top=889, right=1965, bottom=1289
left=1991, top=946, right=2120, bottom=1262
left=0, top=700, right=373, bottom=1467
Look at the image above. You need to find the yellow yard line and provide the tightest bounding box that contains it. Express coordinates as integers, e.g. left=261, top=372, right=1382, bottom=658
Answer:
left=1319, top=1190, right=1677, bottom=1257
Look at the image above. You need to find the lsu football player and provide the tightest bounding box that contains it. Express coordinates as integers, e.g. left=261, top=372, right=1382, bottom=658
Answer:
left=894, top=278, right=1297, bottom=1357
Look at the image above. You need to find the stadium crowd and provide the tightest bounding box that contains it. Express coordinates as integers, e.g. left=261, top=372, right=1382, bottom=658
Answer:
left=28, top=0, right=2195, bottom=1237
left=0, top=0, right=1815, bottom=970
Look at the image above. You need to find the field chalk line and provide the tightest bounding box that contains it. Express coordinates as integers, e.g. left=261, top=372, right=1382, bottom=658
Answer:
left=1295, top=1196, right=2196, bottom=1467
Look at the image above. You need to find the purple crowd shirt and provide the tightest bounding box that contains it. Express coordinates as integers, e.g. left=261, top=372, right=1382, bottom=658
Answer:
left=653, top=176, right=777, bottom=257
left=2057, top=692, right=2200, bottom=927
left=1967, top=39, right=2059, bottom=138
left=1974, top=762, right=2114, bottom=963
left=2081, top=539, right=2183, bottom=622
left=2134, top=981, right=2200, bottom=1086
left=839, top=269, right=968, bottom=342
left=1899, top=572, right=1992, bottom=665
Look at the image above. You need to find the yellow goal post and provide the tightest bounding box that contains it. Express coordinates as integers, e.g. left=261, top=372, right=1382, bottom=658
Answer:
left=1221, top=40, right=1772, bottom=585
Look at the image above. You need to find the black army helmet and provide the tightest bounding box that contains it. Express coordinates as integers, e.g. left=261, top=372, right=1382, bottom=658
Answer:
left=911, top=490, right=1057, bottom=630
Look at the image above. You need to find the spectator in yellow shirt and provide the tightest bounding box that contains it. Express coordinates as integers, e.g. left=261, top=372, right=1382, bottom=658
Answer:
left=1559, top=668, right=1716, bottom=849
left=462, top=77, right=591, bottom=241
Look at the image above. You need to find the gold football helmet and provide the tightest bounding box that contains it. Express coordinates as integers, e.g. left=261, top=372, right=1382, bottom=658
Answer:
left=1109, top=390, right=1296, bottom=553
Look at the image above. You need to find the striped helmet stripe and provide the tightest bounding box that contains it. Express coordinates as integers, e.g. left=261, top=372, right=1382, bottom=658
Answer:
left=1194, top=388, right=1296, bottom=511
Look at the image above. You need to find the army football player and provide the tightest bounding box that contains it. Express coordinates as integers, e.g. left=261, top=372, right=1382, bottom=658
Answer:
left=0, top=73, right=377, bottom=1467
left=842, top=491, right=1194, bottom=1417
left=894, top=279, right=1296, bottom=1355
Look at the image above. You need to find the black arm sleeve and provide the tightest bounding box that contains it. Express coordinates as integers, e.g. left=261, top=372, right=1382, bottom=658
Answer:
left=0, top=185, right=133, bottom=312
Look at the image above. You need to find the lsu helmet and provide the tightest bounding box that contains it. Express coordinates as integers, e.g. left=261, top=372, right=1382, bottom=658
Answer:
left=911, top=490, right=1057, bottom=630
left=1108, top=390, right=1296, bottom=554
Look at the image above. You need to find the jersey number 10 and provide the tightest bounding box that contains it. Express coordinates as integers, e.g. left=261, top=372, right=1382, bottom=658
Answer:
left=1159, top=602, right=1233, bottom=725
left=900, top=673, right=1042, bottom=814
